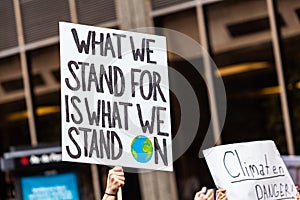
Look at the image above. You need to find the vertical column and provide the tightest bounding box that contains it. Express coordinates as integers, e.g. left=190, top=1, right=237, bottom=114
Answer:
left=13, top=0, right=38, bottom=146
left=67, top=1, right=103, bottom=198
left=139, top=171, right=178, bottom=200
left=267, top=0, right=295, bottom=155
left=115, top=0, right=133, bottom=29
left=68, top=0, right=78, bottom=23
left=196, top=1, right=222, bottom=145
left=115, top=0, right=178, bottom=199
left=90, top=164, right=102, bottom=200
left=116, top=0, right=153, bottom=30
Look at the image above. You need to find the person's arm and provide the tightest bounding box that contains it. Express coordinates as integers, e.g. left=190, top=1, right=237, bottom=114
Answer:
left=102, top=167, right=125, bottom=200
left=216, top=189, right=228, bottom=200
left=194, top=187, right=214, bottom=200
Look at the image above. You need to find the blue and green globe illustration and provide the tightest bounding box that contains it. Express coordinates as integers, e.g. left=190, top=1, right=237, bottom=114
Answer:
left=131, top=135, right=153, bottom=163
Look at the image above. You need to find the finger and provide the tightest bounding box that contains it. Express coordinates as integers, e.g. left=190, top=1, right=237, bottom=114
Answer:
left=195, top=191, right=202, bottom=197
left=205, top=189, right=214, bottom=199
left=199, top=193, right=207, bottom=200
left=117, top=180, right=125, bottom=187
left=216, top=192, right=224, bottom=199
left=109, top=168, right=124, bottom=174
left=111, top=175, right=126, bottom=184
left=194, top=192, right=201, bottom=200
left=108, top=170, right=123, bottom=178
left=110, top=174, right=122, bottom=184
left=222, top=195, right=228, bottom=200
left=222, top=196, right=228, bottom=200
left=115, top=176, right=125, bottom=181
left=113, top=166, right=123, bottom=171
left=114, top=175, right=124, bottom=181
left=206, top=189, right=214, bottom=196
left=216, top=189, right=226, bottom=194
left=115, top=181, right=124, bottom=186
left=110, top=181, right=125, bottom=192
left=110, top=171, right=124, bottom=177
left=201, top=187, right=207, bottom=194
left=216, top=189, right=226, bottom=198
left=108, top=172, right=124, bottom=181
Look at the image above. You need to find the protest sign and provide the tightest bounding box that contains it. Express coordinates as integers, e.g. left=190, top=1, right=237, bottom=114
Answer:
left=203, top=140, right=297, bottom=200
left=59, top=22, right=172, bottom=171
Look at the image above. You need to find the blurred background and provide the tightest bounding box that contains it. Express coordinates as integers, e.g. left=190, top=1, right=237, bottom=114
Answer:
left=0, top=0, right=300, bottom=199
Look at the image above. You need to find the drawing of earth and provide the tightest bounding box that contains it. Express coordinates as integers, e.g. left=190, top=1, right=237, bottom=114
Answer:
left=131, top=135, right=153, bottom=163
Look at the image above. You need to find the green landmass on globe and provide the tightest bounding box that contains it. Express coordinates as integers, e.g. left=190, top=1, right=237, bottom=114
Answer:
left=131, top=135, right=153, bottom=163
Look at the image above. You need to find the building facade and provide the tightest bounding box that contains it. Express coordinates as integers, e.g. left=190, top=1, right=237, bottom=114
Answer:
left=1, top=0, right=300, bottom=199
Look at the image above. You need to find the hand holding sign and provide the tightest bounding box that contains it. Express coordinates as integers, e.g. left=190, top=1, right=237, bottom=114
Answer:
left=106, top=167, right=125, bottom=194
left=102, top=166, right=125, bottom=200
left=203, top=141, right=297, bottom=200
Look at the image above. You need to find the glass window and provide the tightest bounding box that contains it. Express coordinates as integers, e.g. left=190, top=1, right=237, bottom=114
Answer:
left=0, top=55, right=30, bottom=151
left=278, top=0, right=300, bottom=154
left=27, top=45, right=61, bottom=144
left=0, top=54, right=31, bottom=199
left=76, top=0, right=116, bottom=25
left=205, top=0, right=287, bottom=153
left=0, top=0, right=18, bottom=50
left=21, top=0, right=70, bottom=43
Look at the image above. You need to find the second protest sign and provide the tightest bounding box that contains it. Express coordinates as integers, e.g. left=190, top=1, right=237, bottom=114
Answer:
left=203, top=140, right=297, bottom=200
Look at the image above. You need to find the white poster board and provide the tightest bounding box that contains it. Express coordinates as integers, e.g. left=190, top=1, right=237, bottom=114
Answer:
left=60, top=22, right=172, bottom=171
left=203, top=140, right=297, bottom=200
